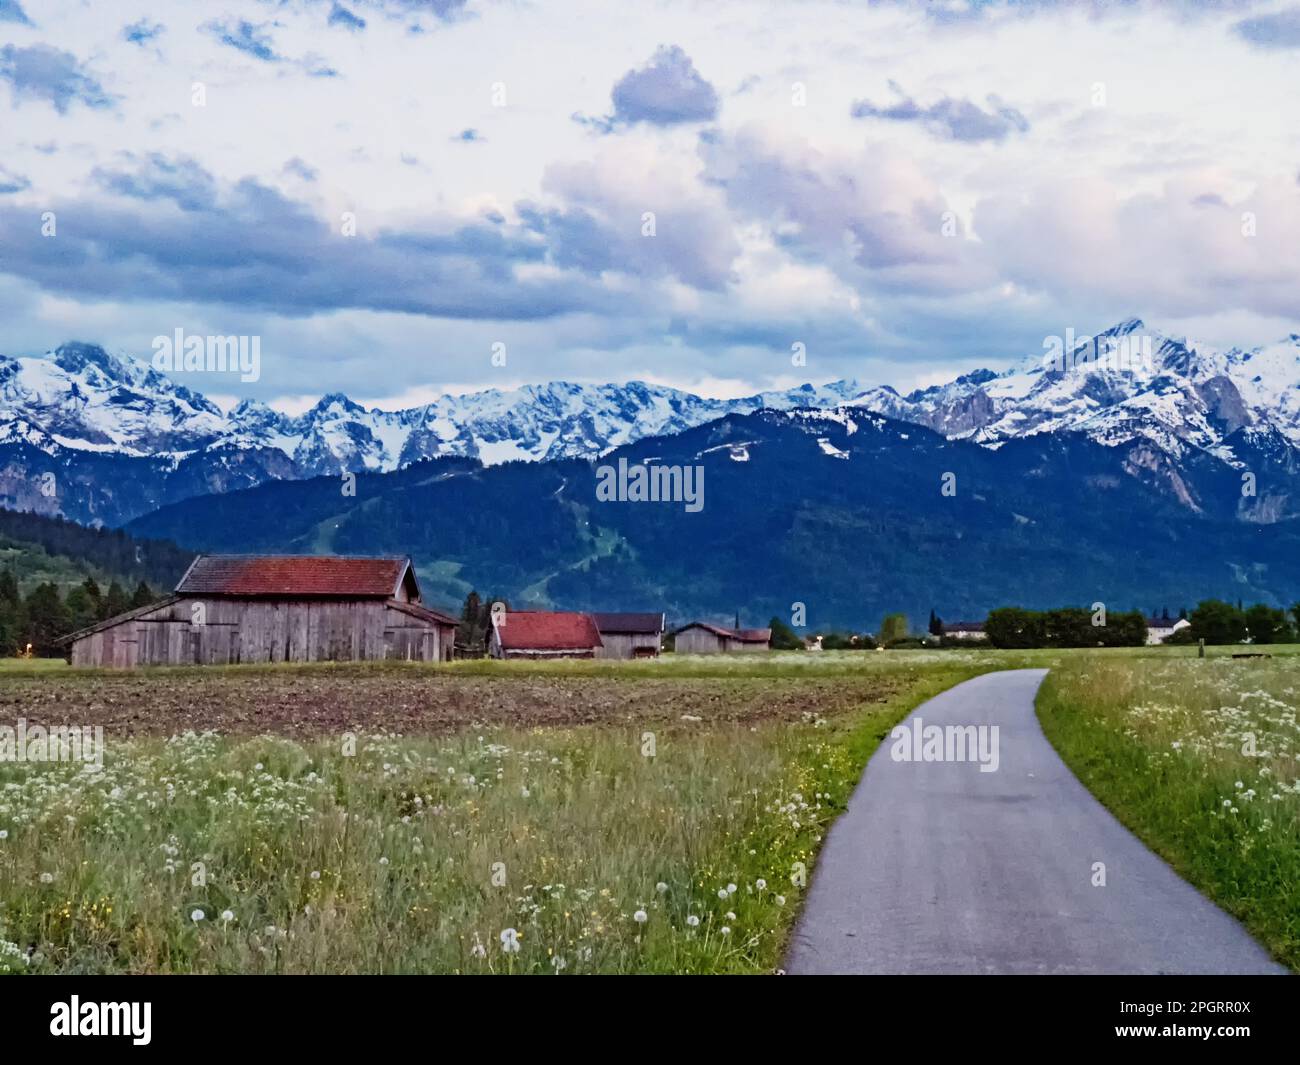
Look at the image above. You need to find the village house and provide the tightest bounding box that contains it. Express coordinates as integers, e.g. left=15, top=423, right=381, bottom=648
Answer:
left=66, top=555, right=458, bottom=667
left=592, top=612, right=665, bottom=659
left=672, top=622, right=772, bottom=654
left=942, top=620, right=987, bottom=641
left=1145, top=615, right=1191, bottom=645
left=489, top=610, right=603, bottom=659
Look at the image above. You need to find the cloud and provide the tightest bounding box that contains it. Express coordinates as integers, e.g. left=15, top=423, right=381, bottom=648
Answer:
left=700, top=126, right=989, bottom=296
left=123, top=19, right=164, bottom=46
left=328, top=3, right=367, bottom=31
left=92, top=154, right=218, bottom=212
left=0, top=44, right=115, bottom=113
left=1232, top=7, right=1300, bottom=48
left=0, top=159, right=617, bottom=322
left=0, top=165, right=30, bottom=194
left=578, top=45, right=719, bottom=131
left=283, top=157, right=319, bottom=181
left=0, top=0, right=31, bottom=26
left=851, top=82, right=1028, bottom=142
left=522, top=147, right=741, bottom=290
left=202, top=19, right=282, bottom=62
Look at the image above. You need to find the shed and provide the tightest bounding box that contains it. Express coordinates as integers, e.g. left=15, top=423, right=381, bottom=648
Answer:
left=489, top=610, right=603, bottom=659
left=66, top=554, right=458, bottom=667
left=592, top=612, right=665, bottom=659
left=672, top=622, right=772, bottom=655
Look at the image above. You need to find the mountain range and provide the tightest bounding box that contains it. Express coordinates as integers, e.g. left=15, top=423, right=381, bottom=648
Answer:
left=121, top=406, right=1300, bottom=627
left=4, top=318, right=1299, bottom=622
left=3, top=319, right=1298, bottom=529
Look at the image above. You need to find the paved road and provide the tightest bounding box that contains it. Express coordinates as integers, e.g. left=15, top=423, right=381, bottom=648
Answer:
left=786, top=669, right=1286, bottom=974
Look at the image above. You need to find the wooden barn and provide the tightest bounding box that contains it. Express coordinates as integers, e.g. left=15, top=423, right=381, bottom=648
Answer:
left=66, top=555, right=458, bottom=668
left=489, top=610, right=603, bottom=659
left=672, top=622, right=772, bottom=655
left=592, top=612, right=665, bottom=659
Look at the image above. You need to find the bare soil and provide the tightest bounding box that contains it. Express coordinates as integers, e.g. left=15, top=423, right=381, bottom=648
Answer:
left=1, top=664, right=912, bottom=739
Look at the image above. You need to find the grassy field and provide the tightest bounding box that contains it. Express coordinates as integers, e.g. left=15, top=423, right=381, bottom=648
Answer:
left=3, top=645, right=1297, bottom=974
left=1038, top=653, right=1300, bottom=971
left=0, top=651, right=994, bottom=974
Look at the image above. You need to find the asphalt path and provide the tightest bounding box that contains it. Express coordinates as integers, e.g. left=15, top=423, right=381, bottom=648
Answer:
left=785, top=668, right=1286, bottom=974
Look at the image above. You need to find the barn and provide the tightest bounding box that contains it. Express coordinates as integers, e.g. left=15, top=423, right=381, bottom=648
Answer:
left=672, top=622, right=772, bottom=654
left=489, top=610, right=603, bottom=659
left=592, top=612, right=665, bottom=659
left=66, top=555, right=458, bottom=668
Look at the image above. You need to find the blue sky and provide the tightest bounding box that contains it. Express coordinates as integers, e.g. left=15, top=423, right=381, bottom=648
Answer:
left=0, top=0, right=1297, bottom=412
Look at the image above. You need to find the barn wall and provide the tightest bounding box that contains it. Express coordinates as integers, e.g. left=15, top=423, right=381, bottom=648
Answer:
left=675, top=628, right=724, bottom=654
left=594, top=632, right=660, bottom=659
left=71, top=597, right=454, bottom=668
left=730, top=639, right=769, bottom=653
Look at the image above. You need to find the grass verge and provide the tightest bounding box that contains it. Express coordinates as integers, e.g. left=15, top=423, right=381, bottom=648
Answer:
left=1038, top=657, right=1300, bottom=972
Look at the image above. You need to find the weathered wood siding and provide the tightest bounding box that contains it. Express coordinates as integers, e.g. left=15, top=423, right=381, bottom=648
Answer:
left=71, top=597, right=453, bottom=668
left=674, top=628, right=725, bottom=654
left=594, top=632, right=661, bottom=659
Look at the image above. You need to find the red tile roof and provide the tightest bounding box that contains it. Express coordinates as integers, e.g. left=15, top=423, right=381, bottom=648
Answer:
left=494, top=610, right=603, bottom=651
left=176, top=555, right=417, bottom=599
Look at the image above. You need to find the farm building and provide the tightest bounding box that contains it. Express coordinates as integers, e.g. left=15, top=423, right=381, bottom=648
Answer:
left=66, top=555, right=458, bottom=668
left=1145, top=616, right=1190, bottom=644
left=592, top=612, right=665, bottom=659
left=489, top=610, right=603, bottom=659
left=942, top=620, right=987, bottom=641
left=672, top=622, right=772, bottom=654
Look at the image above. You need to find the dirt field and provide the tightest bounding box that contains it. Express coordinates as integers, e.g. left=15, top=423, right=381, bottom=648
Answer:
left=1, top=661, right=914, bottom=738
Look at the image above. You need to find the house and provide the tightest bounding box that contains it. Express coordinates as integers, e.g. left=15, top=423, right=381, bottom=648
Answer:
left=592, top=612, right=665, bottom=659
left=489, top=610, right=603, bottom=659
left=1145, top=616, right=1190, bottom=645
left=66, top=555, right=458, bottom=668
left=942, top=621, right=986, bottom=641
left=672, top=622, right=772, bottom=654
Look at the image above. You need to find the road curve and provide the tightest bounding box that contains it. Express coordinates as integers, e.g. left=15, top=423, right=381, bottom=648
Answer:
left=785, top=668, right=1286, bottom=974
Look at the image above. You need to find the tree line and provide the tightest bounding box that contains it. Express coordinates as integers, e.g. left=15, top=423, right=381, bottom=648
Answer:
left=982, top=600, right=1300, bottom=649
left=0, top=575, right=158, bottom=657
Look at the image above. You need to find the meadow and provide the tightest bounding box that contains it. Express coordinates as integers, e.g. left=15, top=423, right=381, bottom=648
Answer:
left=1039, top=653, right=1300, bottom=970
left=0, top=652, right=988, bottom=974
left=1, top=646, right=1296, bottom=974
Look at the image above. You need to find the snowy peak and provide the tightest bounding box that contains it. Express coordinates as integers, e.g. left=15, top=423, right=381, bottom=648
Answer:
left=2, top=321, right=1299, bottom=528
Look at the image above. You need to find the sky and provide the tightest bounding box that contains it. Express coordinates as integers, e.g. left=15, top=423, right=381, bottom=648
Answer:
left=0, top=0, right=1297, bottom=413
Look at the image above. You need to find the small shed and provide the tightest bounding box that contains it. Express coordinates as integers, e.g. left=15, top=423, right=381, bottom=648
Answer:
left=489, top=610, right=603, bottom=659
left=942, top=621, right=987, bottom=641
left=67, top=555, right=458, bottom=667
left=592, top=612, right=665, bottom=659
left=672, top=622, right=772, bottom=655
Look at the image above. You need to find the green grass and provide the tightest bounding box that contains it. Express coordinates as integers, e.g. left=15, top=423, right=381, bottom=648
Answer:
left=1038, top=654, right=1300, bottom=971
left=0, top=654, right=986, bottom=973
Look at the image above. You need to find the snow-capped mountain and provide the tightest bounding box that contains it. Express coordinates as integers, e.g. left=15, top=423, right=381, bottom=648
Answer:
left=0, top=341, right=865, bottom=473
left=852, top=319, right=1300, bottom=456
left=2, top=321, right=1298, bottom=527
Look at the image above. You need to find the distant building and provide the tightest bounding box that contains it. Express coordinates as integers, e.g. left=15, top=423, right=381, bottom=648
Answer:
left=672, top=622, right=772, bottom=654
left=1145, top=616, right=1190, bottom=645
left=592, top=612, right=665, bottom=659
left=67, top=555, right=457, bottom=667
left=804, top=635, right=824, bottom=652
left=942, top=620, right=986, bottom=641
left=489, top=610, right=603, bottom=659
